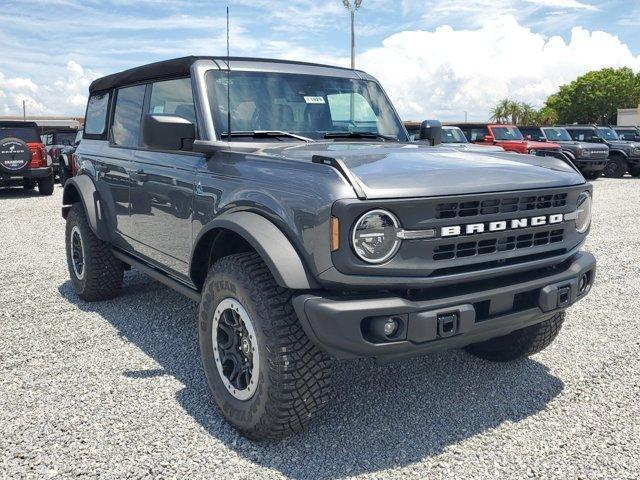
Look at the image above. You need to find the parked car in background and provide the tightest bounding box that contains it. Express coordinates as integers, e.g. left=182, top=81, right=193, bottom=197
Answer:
left=404, top=122, right=504, bottom=152
left=63, top=56, right=596, bottom=440
left=449, top=123, right=562, bottom=155
left=0, top=121, right=54, bottom=195
left=519, top=126, right=609, bottom=180
left=42, top=129, right=79, bottom=182
left=44, top=129, right=82, bottom=186
left=613, top=126, right=640, bottom=142
left=562, top=125, right=640, bottom=178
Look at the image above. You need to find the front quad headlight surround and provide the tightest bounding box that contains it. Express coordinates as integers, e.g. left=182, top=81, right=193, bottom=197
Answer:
left=351, top=209, right=401, bottom=264
left=575, top=191, right=592, bottom=234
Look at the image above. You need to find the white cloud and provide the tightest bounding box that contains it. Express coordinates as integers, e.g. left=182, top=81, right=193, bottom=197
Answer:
left=526, top=0, right=597, bottom=10
left=357, top=15, right=640, bottom=121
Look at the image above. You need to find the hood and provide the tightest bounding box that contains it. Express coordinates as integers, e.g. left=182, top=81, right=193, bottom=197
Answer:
left=608, top=139, right=640, bottom=149
left=556, top=141, right=608, bottom=150
left=264, top=142, right=584, bottom=199
left=501, top=140, right=559, bottom=149
left=441, top=142, right=505, bottom=152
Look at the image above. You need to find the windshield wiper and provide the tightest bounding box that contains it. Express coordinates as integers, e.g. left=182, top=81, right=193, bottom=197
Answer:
left=323, top=131, right=398, bottom=142
left=221, top=130, right=313, bottom=142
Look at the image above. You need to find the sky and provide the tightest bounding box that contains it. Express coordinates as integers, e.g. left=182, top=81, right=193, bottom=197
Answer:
left=0, top=0, right=639, bottom=121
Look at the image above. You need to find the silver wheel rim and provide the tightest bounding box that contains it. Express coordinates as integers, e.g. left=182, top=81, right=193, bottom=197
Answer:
left=212, top=298, right=259, bottom=401
left=70, top=225, right=85, bottom=280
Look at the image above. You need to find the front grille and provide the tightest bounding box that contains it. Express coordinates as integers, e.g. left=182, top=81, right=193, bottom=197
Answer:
left=433, top=228, right=564, bottom=261
left=435, top=193, right=568, bottom=219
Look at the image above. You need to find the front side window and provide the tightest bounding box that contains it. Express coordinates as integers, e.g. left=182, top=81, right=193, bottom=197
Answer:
left=468, top=127, right=489, bottom=142
left=111, top=85, right=145, bottom=147
left=566, top=129, right=596, bottom=142
left=148, top=78, right=197, bottom=126
left=542, top=128, right=571, bottom=142
left=491, top=126, right=524, bottom=141
left=597, top=127, right=619, bottom=141
left=441, top=127, right=468, bottom=143
left=520, top=128, right=543, bottom=141
left=85, top=93, right=110, bottom=135
left=205, top=71, right=406, bottom=141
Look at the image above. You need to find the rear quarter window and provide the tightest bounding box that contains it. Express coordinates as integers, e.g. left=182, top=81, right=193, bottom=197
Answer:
left=0, top=125, right=40, bottom=142
left=84, top=92, right=111, bottom=138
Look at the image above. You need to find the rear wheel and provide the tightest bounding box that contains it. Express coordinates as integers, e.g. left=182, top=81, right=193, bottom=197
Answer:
left=199, top=252, right=332, bottom=440
left=603, top=156, right=628, bottom=178
left=65, top=203, right=124, bottom=301
left=37, top=175, right=54, bottom=196
left=465, top=312, right=565, bottom=362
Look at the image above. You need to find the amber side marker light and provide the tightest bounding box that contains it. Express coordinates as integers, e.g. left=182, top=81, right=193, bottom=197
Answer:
left=331, top=217, right=340, bottom=251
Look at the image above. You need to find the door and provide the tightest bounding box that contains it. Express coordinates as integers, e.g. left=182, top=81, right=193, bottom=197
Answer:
left=128, top=77, right=200, bottom=278
left=101, top=84, right=146, bottom=243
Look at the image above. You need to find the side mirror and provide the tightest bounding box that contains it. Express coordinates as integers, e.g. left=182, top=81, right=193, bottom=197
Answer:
left=142, top=114, right=195, bottom=151
left=419, top=120, right=442, bottom=146
left=484, top=135, right=495, bottom=143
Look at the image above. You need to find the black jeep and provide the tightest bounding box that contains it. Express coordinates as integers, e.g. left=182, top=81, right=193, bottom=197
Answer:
left=562, top=125, right=640, bottom=178
left=0, top=121, right=54, bottom=195
left=519, top=126, right=609, bottom=180
left=63, top=56, right=596, bottom=440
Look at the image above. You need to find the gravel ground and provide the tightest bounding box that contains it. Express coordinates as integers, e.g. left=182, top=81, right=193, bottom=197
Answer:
left=1, top=179, right=639, bottom=480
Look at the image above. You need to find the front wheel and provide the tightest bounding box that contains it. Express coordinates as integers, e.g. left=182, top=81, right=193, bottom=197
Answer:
left=465, top=312, right=565, bottom=362
left=603, top=156, right=628, bottom=178
left=198, top=252, right=332, bottom=441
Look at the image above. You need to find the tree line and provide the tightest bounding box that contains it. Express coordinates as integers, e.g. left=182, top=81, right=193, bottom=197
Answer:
left=490, top=67, right=640, bottom=126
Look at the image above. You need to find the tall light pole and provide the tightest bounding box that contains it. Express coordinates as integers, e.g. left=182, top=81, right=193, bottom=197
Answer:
left=343, top=0, right=362, bottom=69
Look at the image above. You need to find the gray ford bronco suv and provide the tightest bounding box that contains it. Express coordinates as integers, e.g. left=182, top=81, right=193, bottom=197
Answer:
left=63, top=56, right=596, bottom=440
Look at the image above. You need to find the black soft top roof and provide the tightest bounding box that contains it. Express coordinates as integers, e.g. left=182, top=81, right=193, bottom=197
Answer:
left=0, top=121, right=39, bottom=128
left=89, top=56, right=359, bottom=94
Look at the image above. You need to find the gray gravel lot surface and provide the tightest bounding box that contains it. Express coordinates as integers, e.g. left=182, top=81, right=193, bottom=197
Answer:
left=1, top=179, right=639, bottom=479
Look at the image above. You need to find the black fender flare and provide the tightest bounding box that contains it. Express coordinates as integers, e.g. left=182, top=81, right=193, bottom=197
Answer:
left=608, top=149, right=628, bottom=158
left=59, top=153, right=70, bottom=169
left=561, top=149, right=576, bottom=161
left=61, top=175, right=111, bottom=241
left=192, top=211, right=319, bottom=290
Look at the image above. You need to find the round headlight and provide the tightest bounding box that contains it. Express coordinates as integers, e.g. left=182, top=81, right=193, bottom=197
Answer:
left=575, top=191, right=592, bottom=234
left=529, top=149, right=537, bottom=155
left=352, top=209, right=401, bottom=264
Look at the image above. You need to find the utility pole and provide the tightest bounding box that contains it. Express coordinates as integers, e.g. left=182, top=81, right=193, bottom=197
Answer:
left=23, top=100, right=26, bottom=121
left=343, top=0, right=363, bottom=69
left=464, top=111, right=468, bottom=122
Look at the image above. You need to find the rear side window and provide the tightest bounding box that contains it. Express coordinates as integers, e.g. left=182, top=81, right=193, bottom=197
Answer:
left=85, top=93, right=110, bottom=136
left=468, top=127, right=489, bottom=142
left=111, top=85, right=146, bottom=147
left=148, top=78, right=197, bottom=126
left=0, top=125, right=40, bottom=142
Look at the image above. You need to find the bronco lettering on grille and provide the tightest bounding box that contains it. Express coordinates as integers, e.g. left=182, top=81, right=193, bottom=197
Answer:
left=441, top=213, right=565, bottom=237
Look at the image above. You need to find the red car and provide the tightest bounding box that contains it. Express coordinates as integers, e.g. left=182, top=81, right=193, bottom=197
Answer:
left=0, top=121, right=54, bottom=195
left=451, top=123, right=562, bottom=155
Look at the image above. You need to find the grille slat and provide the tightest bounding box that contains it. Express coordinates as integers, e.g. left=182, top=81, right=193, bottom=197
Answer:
left=433, top=229, right=565, bottom=261
left=436, top=193, right=568, bottom=219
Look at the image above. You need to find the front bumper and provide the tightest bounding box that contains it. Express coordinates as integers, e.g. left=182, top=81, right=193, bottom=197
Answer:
left=294, top=251, right=596, bottom=362
left=1, top=167, right=53, bottom=182
left=575, top=158, right=608, bottom=172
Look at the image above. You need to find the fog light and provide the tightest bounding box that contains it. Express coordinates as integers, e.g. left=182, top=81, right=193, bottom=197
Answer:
left=383, top=318, right=399, bottom=337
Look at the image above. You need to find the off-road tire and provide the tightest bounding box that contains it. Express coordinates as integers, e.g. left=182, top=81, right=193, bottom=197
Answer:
left=59, top=164, right=71, bottom=186
left=37, top=175, right=55, bottom=196
left=65, top=203, right=124, bottom=301
left=603, top=155, right=628, bottom=178
left=629, top=166, right=640, bottom=178
left=198, top=252, right=332, bottom=441
left=582, top=170, right=601, bottom=180
left=465, top=312, right=565, bottom=362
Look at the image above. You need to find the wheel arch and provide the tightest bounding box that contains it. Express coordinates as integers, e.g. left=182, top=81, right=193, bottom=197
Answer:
left=61, top=176, right=111, bottom=241
left=609, top=149, right=628, bottom=158
left=190, top=211, right=319, bottom=291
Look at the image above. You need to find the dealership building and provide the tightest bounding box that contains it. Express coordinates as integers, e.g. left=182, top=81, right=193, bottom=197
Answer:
left=617, top=107, right=640, bottom=126
left=0, top=115, right=83, bottom=133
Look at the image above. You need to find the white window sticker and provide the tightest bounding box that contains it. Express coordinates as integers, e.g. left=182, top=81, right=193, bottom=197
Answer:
left=304, top=96, right=325, bottom=104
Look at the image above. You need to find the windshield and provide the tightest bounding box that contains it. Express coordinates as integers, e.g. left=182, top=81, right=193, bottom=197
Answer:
left=206, top=71, right=406, bottom=141
left=597, top=127, right=619, bottom=141
left=0, top=125, right=40, bottom=142
left=441, top=127, right=468, bottom=143
left=542, top=127, right=572, bottom=142
left=53, top=131, right=77, bottom=146
left=491, top=126, right=524, bottom=141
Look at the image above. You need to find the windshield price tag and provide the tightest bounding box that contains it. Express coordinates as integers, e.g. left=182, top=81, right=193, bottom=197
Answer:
left=303, top=96, right=325, bottom=104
